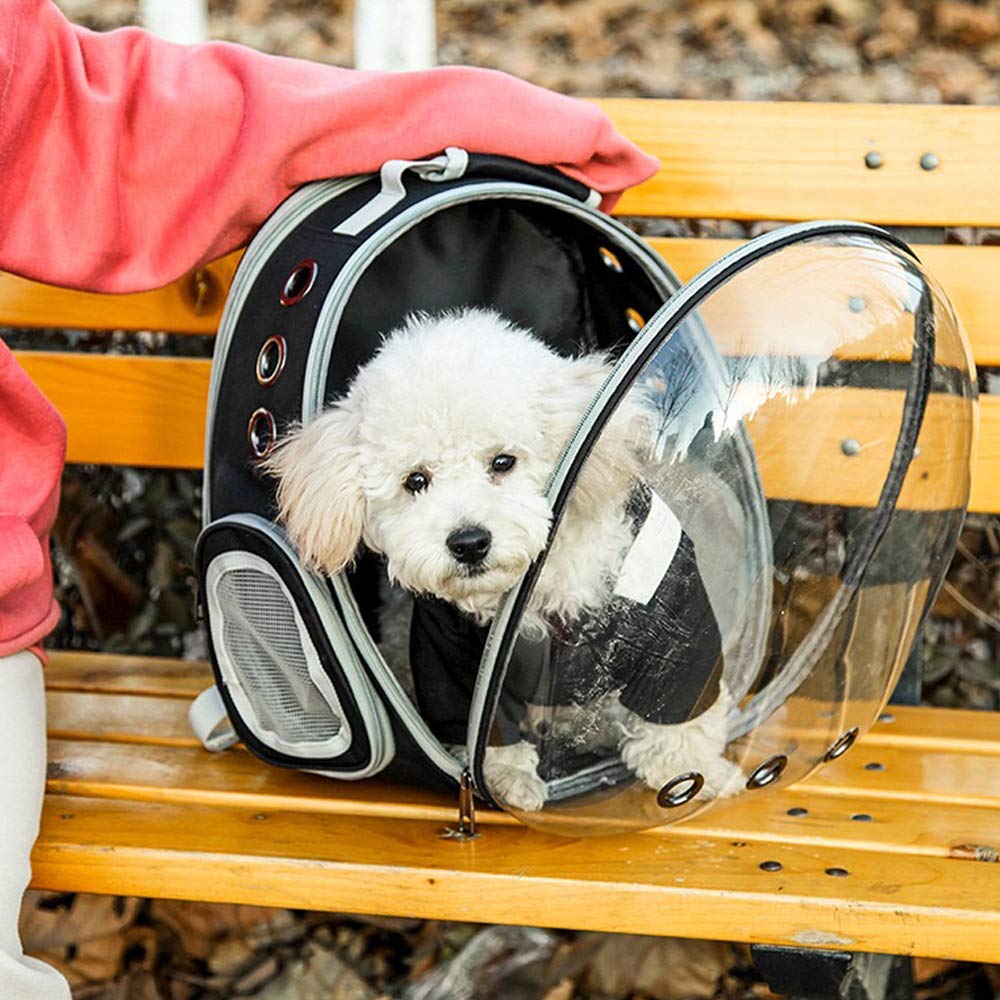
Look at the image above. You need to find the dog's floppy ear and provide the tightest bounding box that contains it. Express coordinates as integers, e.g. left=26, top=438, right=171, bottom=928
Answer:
left=264, top=403, right=365, bottom=576
left=540, top=352, right=640, bottom=518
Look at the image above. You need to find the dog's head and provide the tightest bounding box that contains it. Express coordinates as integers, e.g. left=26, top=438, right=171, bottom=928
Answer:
left=266, top=308, right=633, bottom=621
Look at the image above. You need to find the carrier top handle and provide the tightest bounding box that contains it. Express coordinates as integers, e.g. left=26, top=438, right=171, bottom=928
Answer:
left=333, top=148, right=470, bottom=237
left=333, top=147, right=602, bottom=238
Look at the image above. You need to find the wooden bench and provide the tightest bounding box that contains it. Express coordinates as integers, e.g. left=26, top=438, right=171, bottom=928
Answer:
left=4, top=99, right=999, bottom=992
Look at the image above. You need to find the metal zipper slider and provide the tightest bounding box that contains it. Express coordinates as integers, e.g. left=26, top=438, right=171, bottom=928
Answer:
left=439, top=768, right=479, bottom=840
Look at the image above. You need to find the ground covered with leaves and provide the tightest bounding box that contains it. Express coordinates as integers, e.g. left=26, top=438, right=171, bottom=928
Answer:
left=13, top=1, right=1000, bottom=998
left=18, top=894, right=1000, bottom=999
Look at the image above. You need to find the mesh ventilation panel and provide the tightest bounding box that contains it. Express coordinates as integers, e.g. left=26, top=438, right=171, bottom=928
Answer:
left=207, top=552, right=351, bottom=754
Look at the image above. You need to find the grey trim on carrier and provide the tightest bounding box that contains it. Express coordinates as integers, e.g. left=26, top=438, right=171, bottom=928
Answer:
left=205, top=513, right=396, bottom=780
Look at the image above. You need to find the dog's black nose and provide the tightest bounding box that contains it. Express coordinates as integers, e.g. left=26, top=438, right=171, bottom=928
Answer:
left=447, top=526, right=492, bottom=565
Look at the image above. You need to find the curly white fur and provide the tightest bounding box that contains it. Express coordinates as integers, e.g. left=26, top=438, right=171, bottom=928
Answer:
left=267, top=309, right=736, bottom=812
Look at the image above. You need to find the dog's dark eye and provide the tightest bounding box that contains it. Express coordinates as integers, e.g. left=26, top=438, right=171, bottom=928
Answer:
left=491, top=454, right=517, bottom=474
left=404, top=470, right=430, bottom=494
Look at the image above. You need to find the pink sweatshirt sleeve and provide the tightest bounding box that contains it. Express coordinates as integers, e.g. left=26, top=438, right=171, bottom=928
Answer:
left=0, top=0, right=658, bottom=294
left=0, top=342, right=65, bottom=658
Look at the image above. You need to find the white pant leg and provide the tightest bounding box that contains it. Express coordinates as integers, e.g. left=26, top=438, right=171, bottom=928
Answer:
left=0, top=651, right=71, bottom=1000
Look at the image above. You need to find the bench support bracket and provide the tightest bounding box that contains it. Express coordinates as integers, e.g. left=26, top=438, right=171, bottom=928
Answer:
left=751, top=945, right=914, bottom=1000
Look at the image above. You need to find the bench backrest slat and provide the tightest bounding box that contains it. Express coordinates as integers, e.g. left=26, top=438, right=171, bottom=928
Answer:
left=5, top=240, right=999, bottom=362
left=598, top=100, right=1000, bottom=226
left=14, top=350, right=992, bottom=513
left=0, top=254, right=239, bottom=334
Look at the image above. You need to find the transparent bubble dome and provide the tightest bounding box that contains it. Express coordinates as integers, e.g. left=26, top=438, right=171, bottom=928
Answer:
left=471, top=226, right=978, bottom=836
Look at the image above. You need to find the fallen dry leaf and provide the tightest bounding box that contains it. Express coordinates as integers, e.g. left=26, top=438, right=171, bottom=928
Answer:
left=575, top=934, right=734, bottom=1000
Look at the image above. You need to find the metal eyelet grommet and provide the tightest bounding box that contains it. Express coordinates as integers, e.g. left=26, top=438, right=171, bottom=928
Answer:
left=657, top=771, right=704, bottom=808
left=280, top=259, right=318, bottom=306
left=746, top=754, right=788, bottom=790
left=599, top=246, right=623, bottom=273
left=626, top=308, right=645, bottom=334
left=823, top=726, right=859, bottom=762
left=256, top=336, right=287, bottom=387
left=248, top=408, right=277, bottom=459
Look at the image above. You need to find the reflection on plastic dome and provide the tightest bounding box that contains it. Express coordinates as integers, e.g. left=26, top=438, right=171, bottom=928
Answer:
left=474, top=228, right=977, bottom=836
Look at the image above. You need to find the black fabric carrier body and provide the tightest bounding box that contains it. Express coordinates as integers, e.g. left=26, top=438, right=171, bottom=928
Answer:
left=194, top=149, right=690, bottom=797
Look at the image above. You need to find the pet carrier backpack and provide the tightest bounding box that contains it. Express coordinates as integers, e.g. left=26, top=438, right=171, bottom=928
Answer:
left=190, top=149, right=977, bottom=835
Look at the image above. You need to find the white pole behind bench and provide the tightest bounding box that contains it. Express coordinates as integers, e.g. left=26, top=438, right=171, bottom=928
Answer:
left=139, top=0, right=208, bottom=44
left=355, top=0, right=436, bottom=71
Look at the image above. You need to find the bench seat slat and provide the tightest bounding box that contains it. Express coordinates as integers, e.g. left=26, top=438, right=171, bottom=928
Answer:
left=39, top=735, right=1000, bottom=860
left=45, top=723, right=999, bottom=813
left=44, top=652, right=206, bottom=698
left=600, top=100, right=1000, bottom=227
left=47, top=691, right=201, bottom=747
left=33, top=793, right=1000, bottom=962
left=43, top=652, right=1000, bottom=753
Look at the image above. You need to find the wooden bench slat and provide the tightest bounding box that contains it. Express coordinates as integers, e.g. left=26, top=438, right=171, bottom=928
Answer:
left=863, top=709, right=1000, bottom=755
left=653, top=240, right=1000, bottom=367
left=33, top=794, right=1000, bottom=962
left=47, top=674, right=1000, bottom=756
left=600, top=100, right=1000, bottom=226
left=44, top=652, right=1000, bottom=753
left=674, top=791, right=1000, bottom=862
left=16, top=353, right=210, bottom=469
left=6, top=241, right=1000, bottom=369
left=45, top=723, right=999, bottom=814
left=748, top=388, right=972, bottom=510
left=810, top=745, right=1000, bottom=808
left=47, top=691, right=201, bottom=747
left=17, top=351, right=993, bottom=510
left=0, top=254, right=240, bottom=333
left=39, top=733, right=1000, bottom=861
left=44, top=651, right=206, bottom=698
left=18, top=352, right=1000, bottom=511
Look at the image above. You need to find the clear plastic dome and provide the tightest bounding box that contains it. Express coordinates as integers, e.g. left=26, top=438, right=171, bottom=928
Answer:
left=470, top=224, right=978, bottom=835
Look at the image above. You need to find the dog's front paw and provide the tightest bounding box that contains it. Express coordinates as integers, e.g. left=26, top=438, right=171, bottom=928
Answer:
left=698, top=753, right=746, bottom=800
left=483, top=741, right=549, bottom=812
left=620, top=700, right=744, bottom=801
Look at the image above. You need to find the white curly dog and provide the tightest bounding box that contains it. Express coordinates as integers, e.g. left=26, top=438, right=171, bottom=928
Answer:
left=267, top=308, right=739, bottom=811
